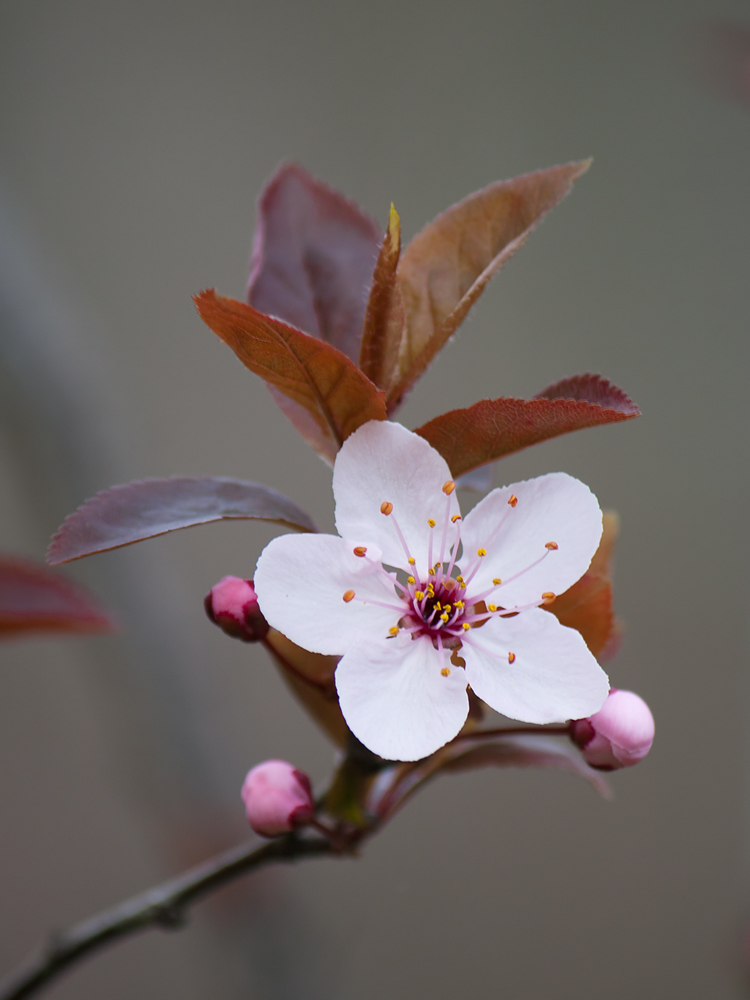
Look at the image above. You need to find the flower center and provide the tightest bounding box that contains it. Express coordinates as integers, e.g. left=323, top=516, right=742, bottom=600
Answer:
left=343, top=485, right=559, bottom=655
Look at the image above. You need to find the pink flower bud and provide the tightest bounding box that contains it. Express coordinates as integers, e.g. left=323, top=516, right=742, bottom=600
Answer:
left=570, top=689, right=655, bottom=770
left=241, top=760, right=315, bottom=837
left=204, top=576, right=269, bottom=642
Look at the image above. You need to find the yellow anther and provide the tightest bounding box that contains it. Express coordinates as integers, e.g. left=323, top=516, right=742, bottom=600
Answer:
left=408, top=576, right=415, bottom=584
left=456, top=575, right=464, bottom=583
left=477, top=548, right=487, bottom=557
left=488, top=604, right=497, bottom=612
left=542, top=592, right=556, bottom=604
left=428, top=566, right=436, bottom=575
left=493, top=578, right=501, bottom=586
left=508, top=651, right=516, bottom=663
left=380, top=501, right=393, bottom=515
left=443, top=604, right=452, bottom=611
left=441, top=667, right=451, bottom=677
left=389, top=626, right=399, bottom=635
left=461, top=622, right=471, bottom=631
left=408, top=557, right=415, bottom=565
left=545, top=541, right=559, bottom=551
left=353, top=546, right=367, bottom=558
left=428, top=518, right=436, bottom=528
left=442, top=480, right=456, bottom=495
left=508, top=494, right=518, bottom=508
left=451, top=514, right=462, bottom=523
left=440, top=614, right=449, bottom=622
left=414, top=591, right=424, bottom=601
left=455, top=600, right=465, bottom=608
left=343, top=590, right=355, bottom=603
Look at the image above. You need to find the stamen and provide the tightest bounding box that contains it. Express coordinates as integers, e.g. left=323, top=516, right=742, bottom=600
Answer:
left=343, top=590, right=355, bottom=603
left=508, top=652, right=516, bottom=663
left=380, top=502, right=393, bottom=515
left=428, top=518, right=436, bottom=528
left=387, top=510, right=415, bottom=566
left=355, top=596, right=409, bottom=613
left=541, top=592, right=556, bottom=605
left=363, top=554, right=409, bottom=597
left=414, top=590, right=424, bottom=601
left=493, top=578, right=501, bottom=586
left=488, top=604, right=497, bottom=612
left=408, top=576, right=416, bottom=585
left=451, top=515, right=462, bottom=523
left=353, top=546, right=367, bottom=557
left=477, top=548, right=487, bottom=557
left=441, top=667, right=450, bottom=677
left=408, top=557, right=416, bottom=566
left=508, top=494, right=518, bottom=507
left=442, top=480, right=456, bottom=495
left=545, top=541, right=559, bottom=550
left=389, top=626, right=399, bottom=636
left=461, top=622, right=471, bottom=631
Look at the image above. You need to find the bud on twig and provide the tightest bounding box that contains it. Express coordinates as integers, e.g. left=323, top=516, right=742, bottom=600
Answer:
left=570, top=689, right=655, bottom=770
left=241, top=760, right=315, bottom=837
left=204, top=576, right=269, bottom=642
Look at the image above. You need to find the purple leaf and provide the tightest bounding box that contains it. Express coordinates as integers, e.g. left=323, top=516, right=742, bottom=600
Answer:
left=439, top=732, right=611, bottom=796
left=369, top=730, right=609, bottom=820
left=48, top=477, right=317, bottom=565
left=0, top=556, right=116, bottom=637
left=247, top=163, right=382, bottom=363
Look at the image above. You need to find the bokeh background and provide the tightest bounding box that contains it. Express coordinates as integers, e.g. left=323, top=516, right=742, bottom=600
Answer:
left=1, top=0, right=748, bottom=997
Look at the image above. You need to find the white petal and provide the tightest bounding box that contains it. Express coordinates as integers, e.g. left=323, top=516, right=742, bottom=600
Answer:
left=335, top=633, right=470, bottom=761
left=333, top=421, right=460, bottom=579
left=459, top=472, right=602, bottom=608
left=462, top=608, right=609, bottom=724
left=255, top=533, right=401, bottom=655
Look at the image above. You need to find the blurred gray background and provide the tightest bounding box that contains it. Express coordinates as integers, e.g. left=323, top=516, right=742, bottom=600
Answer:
left=0, top=0, right=748, bottom=997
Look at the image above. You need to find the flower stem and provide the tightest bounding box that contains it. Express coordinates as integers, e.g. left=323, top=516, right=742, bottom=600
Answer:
left=0, top=833, right=334, bottom=1000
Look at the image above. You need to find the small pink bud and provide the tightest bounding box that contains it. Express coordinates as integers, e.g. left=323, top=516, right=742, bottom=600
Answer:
left=204, top=576, right=268, bottom=642
left=570, top=689, right=655, bottom=770
left=241, top=760, right=315, bottom=837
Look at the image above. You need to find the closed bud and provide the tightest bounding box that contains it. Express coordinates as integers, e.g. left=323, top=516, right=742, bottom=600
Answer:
left=241, top=760, right=315, bottom=837
left=204, top=576, right=269, bottom=642
left=570, top=689, right=655, bottom=770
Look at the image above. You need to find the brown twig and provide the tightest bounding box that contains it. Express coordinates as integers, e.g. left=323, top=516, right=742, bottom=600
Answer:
left=0, top=832, right=335, bottom=1000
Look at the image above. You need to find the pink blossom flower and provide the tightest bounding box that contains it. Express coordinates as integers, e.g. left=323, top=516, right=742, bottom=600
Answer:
left=241, top=760, right=315, bottom=837
left=255, top=421, right=609, bottom=761
left=570, top=689, right=655, bottom=769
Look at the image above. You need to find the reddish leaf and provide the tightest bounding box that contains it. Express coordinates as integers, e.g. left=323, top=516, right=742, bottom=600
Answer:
left=247, top=163, right=382, bottom=363
left=551, top=511, right=622, bottom=661
left=47, top=477, right=317, bottom=565
left=359, top=204, right=405, bottom=390
left=0, top=556, right=115, bottom=638
left=385, top=161, right=592, bottom=411
left=415, top=376, right=640, bottom=479
left=195, top=290, right=386, bottom=463
left=535, top=373, right=639, bottom=411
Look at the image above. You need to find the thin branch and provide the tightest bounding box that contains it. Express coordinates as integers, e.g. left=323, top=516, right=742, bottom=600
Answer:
left=0, top=832, right=335, bottom=1000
